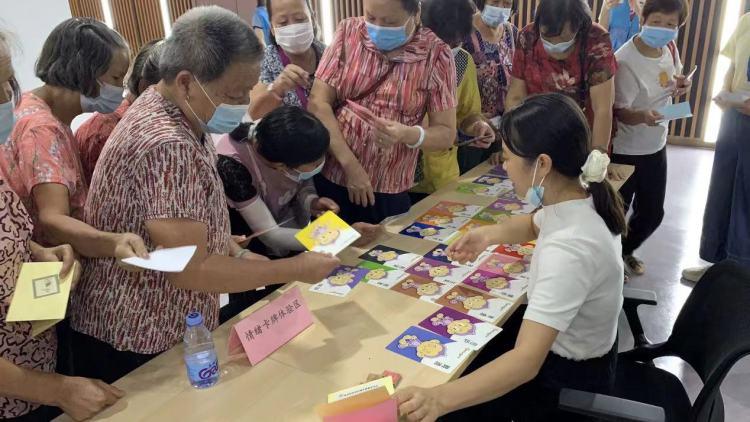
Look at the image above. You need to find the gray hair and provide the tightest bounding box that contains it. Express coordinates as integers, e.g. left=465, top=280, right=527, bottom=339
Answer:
left=159, top=6, right=263, bottom=83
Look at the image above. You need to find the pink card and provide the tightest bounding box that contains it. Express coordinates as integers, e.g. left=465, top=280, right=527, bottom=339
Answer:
left=324, top=398, right=398, bottom=422
left=227, top=287, right=314, bottom=365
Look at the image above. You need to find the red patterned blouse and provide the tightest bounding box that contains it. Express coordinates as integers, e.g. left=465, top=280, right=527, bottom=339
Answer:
left=70, top=87, right=230, bottom=354
left=75, top=98, right=131, bottom=185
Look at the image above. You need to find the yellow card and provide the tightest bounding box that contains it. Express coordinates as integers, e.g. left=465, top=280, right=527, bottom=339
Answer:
left=315, top=387, right=391, bottom=418
left=295, top=211, right=361, bottom=256
left=6, top=263, right=74, bottom=335
left=327, top=376, right=395, bottom=403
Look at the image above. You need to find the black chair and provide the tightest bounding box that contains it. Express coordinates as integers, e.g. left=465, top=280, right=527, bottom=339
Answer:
left=559, top=260, right=750, bottom=422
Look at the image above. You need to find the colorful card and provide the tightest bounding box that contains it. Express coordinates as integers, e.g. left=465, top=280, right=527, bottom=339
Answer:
left=406, top=258, right=475, bottom=285
left=479, top=254, right=530, bottom=279
left=310, top=266, right=369, bottom=297
left=358, top=261, right=406, bottom=289
left=473, top=208, right=513, bottom=225
left=486, top=198, right=524, bottom=212
left=494, top=243, right=536, bottom=261
left=487, top=166, right=509, bottom=177
left=427, top=201, right=483, bottom=218
left=296, top=211, right=361, bottom=256
left=419, top=307, right=502, bottom=351
left=359, top=245, right=422, bottom=270
left=400, top=222, right=459, bottom=244
left=415, top=212, right=471, bottom=229
left=425, top=244, right=492, bottom=268
left=462, top=269, right=529, bottom=301
left=392, top=275, right=450, bottom=303
left=328, top=377, right=395, bottom=403
left=457, top=219, right=494, bottom=236
left=456, top=183, right=513, bottom=197
left=436, top=285, right=513, bottom=323
left=385, top=326, right=472, bottom=374
left=473, top=174, right=514, bottom=187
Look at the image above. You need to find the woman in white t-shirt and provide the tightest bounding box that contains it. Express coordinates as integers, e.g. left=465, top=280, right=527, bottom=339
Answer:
left=611, top=0, right=691, bottom=277
left=395, top=93, right=626, bottom=422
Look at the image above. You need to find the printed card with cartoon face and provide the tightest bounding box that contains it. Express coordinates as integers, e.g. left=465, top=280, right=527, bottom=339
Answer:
left=493, top=242, right=536, bottom=261
left=462, top=269, right=529, bottom=301
left=418, top=307, right=502, bottom=351
left=391, top=275, right=450, bottom=303
left=427, top=201, right=484, bottom=218
left=309, top=266, right=369, bottom=297
left=400, top=222, right=459, bottom=244
left=456, top=183, right=511, bottom=197
left=486, top=198, right=525, bottom=213
left=479, top=254, right=530, bottom=279
left=436, top=285, right=513, bottom=323
left=473, top=208, right=513, bottom=225
left=415, top=212, right=471, bottom=230
left=487, top=166, right=509, bottom=178
left=359, top=245, right=422, bottom=270
left=295, top=211, right=361, bottom=256
left=386, top=326, right=472, bottom=374
left=473, top=174, right=514, bottom=188
left=425, top=244, right=492, bottom=269
left=406, top=258, right=475, bottom=285
left=358, top=261, right=407, bottom=289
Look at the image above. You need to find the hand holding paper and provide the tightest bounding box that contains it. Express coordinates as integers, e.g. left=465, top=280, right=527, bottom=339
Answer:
left=655, top=102, right=693, bottom=123
left=295, top=211, right=361, bottom=256
left=120, top=245, right=197, bottom=272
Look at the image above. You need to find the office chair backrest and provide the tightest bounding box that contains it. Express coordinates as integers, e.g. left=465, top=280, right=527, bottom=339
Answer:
left=663, top=260, right=750, bottom=421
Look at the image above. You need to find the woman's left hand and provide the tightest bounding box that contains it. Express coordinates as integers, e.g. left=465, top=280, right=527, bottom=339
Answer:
left=372, top=117, right=421, bottom=149
left=31, top=244, right=81, bottom=286
left=311, top=197, right=340, bottom=217
left=351, top=222, right=381, bottom=247
left=394, top=386, right=446, bottom=422
left=673, top=75, right=693, bottom=97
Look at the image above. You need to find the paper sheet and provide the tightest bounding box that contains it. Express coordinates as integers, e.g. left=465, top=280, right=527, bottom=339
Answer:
left=656, top=102, right=693, bottom=122
left=121, top=246, right=197, bottom=272
left=6, top=262, right=76, bottom=336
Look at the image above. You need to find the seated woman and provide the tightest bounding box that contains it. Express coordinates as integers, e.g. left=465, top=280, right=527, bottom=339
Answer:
left=0, top=29, right=123, bottom=422
left=75, top=39, right=163, bottom=184
left=249, top=0, right=325, bottom=118
left=396, top=93, right=626, bottom=421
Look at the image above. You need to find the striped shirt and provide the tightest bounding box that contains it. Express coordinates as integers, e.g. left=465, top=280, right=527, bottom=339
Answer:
left=316, top=18, right=456, bottom=194
left=71, top=87, right=230, bottom=354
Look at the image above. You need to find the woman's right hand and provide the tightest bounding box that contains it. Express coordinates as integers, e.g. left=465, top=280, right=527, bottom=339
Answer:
left=273, top=64, right=312, bottom=96
left=446, top=230, right=490, bottom=264
left=642, top=110, right=665, bottom=127
left=343, top=161, right=375, bottom=207
left=55, top=375, right=125, bottom=421
left=291, top=252, right=341, bottom=283
left=114, top=233, right=149, bottom=272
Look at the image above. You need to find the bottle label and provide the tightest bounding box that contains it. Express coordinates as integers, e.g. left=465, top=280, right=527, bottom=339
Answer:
left=187, top=357, right=219, bottom=382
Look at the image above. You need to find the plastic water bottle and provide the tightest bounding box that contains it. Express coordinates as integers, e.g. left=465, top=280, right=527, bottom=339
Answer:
left=183, top=312, right=220, bottom=389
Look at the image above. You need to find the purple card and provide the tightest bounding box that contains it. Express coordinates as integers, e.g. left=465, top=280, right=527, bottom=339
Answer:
left=473, top=174, right=513, bottom=187
left=479, top=254, right=529, bottom=278
left=462, top=269, right=528, bottom=301
left=385, top=326, right=471, bottom=374
left=309, top=266, right=368, bottom=297
left=400, top=222, right=460, bottom=244
left=487, top=166, right=509, bottom=177
left=419, top=307, right=502, bottom=351
left=487, top=198, right=525, bottom=213
left=406, top=258, right=474, bottom=285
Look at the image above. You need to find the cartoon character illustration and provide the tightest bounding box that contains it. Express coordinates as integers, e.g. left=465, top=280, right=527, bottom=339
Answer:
left=446, top=291, right=488, bottom=310
left=402, top=279, right=441, bottom=296
left=421, top=214, right=453, bottom=227
left=366, top=268, right=387, bottom=280
left=472, top=186, right=489, bottom=194
left=431, top=248, right=447, bottom=259
left=484, top=257, right=504, bottom=271
left=413, top=261, right=452, bottom=278
left=431, top=313, right=475, bottom=336
left=485, top=277, right=510, bottom=290
left=445, top=204, right=467, bottom=214
left=327, top=270, right=356, bottom=286
left=479, top=211, right=510, bottom=224
left=311, top=224, right=340, bottom=246
left=368, top=249, right=398, bottom=262
left=398, top=335, right=445, bottom=358
left=658, top=71, right=671, bottom=88
left=479, top=176, right=503, bottom=185
left=406, top=226, right=439, bottom=237
left=516, top=244, right=535, bottom=257
left=503, top=262, right=526, bottom=275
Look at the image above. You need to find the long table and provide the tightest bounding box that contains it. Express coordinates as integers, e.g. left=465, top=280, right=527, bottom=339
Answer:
left=55, top=162, right=632, bottom=421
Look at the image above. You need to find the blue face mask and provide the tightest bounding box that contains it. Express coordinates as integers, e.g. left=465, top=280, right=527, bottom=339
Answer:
left=190, top=78, right=249, bottom=134
left=541, top=34, right=577, bottom=55
left=366, top=18, right=413, bottom=52
left=80, top=81, right=124, bottom=114
left=639, top=25, right=678, bottom=49
left=481, top=5, right=511, bottom=28
left=284, top=159, right=325, bottom=182
left=0, top=99, right=14, bottom=145
left=523, top=159, right=546, bottom=209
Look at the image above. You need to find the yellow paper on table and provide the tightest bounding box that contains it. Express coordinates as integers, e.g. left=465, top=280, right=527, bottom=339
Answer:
left=5, top=262, right=74, bottom=337
left=327, top=376, right=395, bottom=403
left=315, top=387, right=391, bottom=418
left=295, top=211, right=361, bottom=256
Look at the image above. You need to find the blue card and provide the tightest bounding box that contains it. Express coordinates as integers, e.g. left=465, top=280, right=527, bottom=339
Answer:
left=400, top=222, right=460, bottom=244
left=386, top=326, right=472, bottom=373
left=656, top=102, right=693, bottom=122
left=309, top=265, right=368, bottom=297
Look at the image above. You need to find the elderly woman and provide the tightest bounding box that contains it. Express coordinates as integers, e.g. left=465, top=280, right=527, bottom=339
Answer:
left=75, top=39, right=163, bottom=184
left=69, top=6, right=340, bottom=384
left=308, top=0, right=457, bottom=224
left=0, top=17, right=148, bottom=264
left=0, top=30, right=124, bottom=422
left=249, top=0, right=325, bottom=118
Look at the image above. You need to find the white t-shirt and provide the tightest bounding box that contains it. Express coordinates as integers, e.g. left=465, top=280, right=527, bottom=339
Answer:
left=524, top=198, right=624, bottom=361
left=613, top=38, right=683, bottom=156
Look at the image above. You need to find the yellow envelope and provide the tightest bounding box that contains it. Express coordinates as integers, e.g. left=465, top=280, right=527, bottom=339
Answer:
left=295, top=211, right=361, bottom=256
left=327, top=376, right=395, bottom=403
left=6, top=262, right=74, bottom=336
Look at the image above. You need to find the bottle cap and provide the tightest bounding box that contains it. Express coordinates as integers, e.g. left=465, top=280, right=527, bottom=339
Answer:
left=186, top=311, right=203, bottom=327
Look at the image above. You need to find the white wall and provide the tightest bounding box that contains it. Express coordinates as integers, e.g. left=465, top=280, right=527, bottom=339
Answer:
left=1, top=0, right=72, bottom=91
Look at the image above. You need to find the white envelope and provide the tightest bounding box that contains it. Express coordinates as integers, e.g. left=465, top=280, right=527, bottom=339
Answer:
left=121, top=246, right=197, bottom=272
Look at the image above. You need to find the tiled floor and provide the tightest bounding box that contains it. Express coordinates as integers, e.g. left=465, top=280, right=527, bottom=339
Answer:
left=618, top=145, right=750, bottom=420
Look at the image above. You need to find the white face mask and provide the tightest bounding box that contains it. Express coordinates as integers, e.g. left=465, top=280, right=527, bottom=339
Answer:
left=540, top=34, right=577, bottom=55
left=81, top=80, right=124, bottom=113
left=274, top=21, right=315, bottom=54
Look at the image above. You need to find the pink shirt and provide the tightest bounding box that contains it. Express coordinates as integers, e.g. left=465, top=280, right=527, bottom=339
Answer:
left=0, top=93, right=88, bottom=244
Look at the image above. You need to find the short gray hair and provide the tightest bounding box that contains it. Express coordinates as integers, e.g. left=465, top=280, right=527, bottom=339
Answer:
left=159, top=6, right=262, bottom=83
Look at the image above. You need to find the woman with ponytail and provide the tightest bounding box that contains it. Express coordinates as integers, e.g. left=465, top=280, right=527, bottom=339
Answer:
left=395, top=93, right=625, bottom=422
